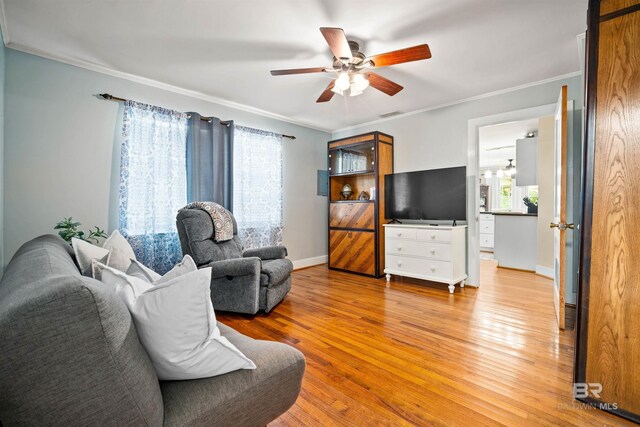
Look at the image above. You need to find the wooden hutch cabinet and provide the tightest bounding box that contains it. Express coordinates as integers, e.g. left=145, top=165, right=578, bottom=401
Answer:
left=327, top=132, right=393, bottom=277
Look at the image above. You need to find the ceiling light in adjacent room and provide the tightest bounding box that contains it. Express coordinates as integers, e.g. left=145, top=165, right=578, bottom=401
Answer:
left=484, top=170, right=492, bottom=179
left=496, top=169, right=504, bottom=178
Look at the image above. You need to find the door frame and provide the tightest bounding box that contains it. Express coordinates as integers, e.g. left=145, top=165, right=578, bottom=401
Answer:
left=466, top=103, right=556, bottom=286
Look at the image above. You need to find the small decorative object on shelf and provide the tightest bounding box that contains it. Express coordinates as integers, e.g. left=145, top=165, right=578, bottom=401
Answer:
left=341, top=184, right=353, bottom=200
left=358, top=191, right=370, bottom=201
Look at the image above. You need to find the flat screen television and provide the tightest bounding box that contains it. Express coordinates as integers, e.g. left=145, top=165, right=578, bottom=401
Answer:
left=384, top=166, right=467, bottom=221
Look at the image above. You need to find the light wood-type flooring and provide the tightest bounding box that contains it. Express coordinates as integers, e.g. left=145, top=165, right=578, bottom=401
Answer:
left=218, top=260, right=634, bottom=426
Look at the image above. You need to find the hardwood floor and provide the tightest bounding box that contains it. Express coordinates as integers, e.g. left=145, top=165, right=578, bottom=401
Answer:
left=218, top=261, right=634, bottom=426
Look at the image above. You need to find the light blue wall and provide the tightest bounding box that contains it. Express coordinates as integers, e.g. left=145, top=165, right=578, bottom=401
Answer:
left=3, top=49, right=330, bottom=267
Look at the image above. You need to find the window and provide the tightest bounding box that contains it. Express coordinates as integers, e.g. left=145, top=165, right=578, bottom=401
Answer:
left=499, top=178, right=512, bottom=210
left=119, top=101, right=188, bottom=273
left=233, top=126, right=283, bottom=249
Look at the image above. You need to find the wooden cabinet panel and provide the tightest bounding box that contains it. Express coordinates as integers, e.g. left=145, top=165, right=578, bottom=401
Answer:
left=329, top=230, right=375, bottom=275
left=600, top=0, right=640, bottom=15
left=329, top=203, right=374, bottom=230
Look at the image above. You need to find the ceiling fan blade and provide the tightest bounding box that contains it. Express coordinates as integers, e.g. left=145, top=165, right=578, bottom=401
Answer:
left=270, top=67, right=328, bottom=76
left=320, top=27, right=353, bottom=62
left=365, top=72, right=403, bottom=96
left=367, top=44, right=432, bottom=68
left=316, top=80, right=336, bottom=103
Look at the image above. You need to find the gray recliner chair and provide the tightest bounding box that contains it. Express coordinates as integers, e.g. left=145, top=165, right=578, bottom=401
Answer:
left=176, top=208, right=293, bottom=314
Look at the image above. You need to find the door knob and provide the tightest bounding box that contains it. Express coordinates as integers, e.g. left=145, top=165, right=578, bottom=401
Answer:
left=550, top=222, right=575, bottom=231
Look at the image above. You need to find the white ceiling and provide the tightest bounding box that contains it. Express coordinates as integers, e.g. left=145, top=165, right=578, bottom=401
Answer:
left=1, top=0, right=587, bottom=132
left=479, top=118, right=540, bottom=169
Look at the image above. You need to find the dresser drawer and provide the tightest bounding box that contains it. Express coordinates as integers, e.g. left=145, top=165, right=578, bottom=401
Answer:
left=480, top=233, right=494, bottom=248
left=330, top=203, right=375, bottom=230
left=479, top=221, right=495, bottom=234
left=384, top=227, right=417, bottom=240
left=416, top=228, right=451, bottom=243
left=386, top=239, right=452, bottom=261
left=386, top=255, right=452, bottom=278
left=479, top=213, right=494, bottom=222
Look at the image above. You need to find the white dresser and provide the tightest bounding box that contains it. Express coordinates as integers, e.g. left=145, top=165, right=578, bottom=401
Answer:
left=383, top=224, right=467, bottom=293
left=479, top=213, right=495, bottom=250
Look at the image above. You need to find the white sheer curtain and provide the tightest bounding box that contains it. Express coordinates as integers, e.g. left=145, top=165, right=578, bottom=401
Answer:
left=119, top=101, right=188, bottom=273
left=232, top=126, right=283, bottom=249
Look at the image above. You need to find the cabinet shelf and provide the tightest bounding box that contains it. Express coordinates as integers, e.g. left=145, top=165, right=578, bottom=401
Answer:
left=329, top=170, right=375, bottom=178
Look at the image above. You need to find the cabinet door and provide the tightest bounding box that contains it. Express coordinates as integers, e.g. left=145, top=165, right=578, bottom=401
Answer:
left=329, top=203, right=375, bottom=230
left=515, top=137, right=538, bottom=186
left=329, top=230, right=375, bottom=275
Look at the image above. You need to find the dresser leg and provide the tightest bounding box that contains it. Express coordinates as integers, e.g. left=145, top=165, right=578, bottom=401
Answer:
left=386, top=274, right=391, bottom=282
left=460, top=280, right=465, bottom=288
left=448, top=284, right=455, bottom=294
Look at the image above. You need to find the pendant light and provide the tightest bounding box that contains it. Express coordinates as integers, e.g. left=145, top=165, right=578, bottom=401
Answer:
left=484, top=170, right=492, bottom=179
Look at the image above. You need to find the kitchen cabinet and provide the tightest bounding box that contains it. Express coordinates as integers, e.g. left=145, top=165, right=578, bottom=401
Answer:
left=516, top=137, right=537, bottom=186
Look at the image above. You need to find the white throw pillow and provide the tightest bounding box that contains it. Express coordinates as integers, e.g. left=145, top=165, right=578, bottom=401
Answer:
left=72, top=230, right=137, bottom=277
left=91, top=247, right=132, bottom=280
left=97, top=257, right=256, bottom=380
left=126, top=259, right=162, bottom=282
left=102, top=230, right=137, bottom=261
left=72, top=238, right=109, bottom=274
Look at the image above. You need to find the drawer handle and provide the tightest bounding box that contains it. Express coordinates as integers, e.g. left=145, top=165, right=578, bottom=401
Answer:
left=397, top=246, right=402, bottom=251
left=430, top=235, right=436, bottom=240
left=430, top=266, right=436, bottom=272
left=397, top=232, right=402, bottom=237
left=430, top=249, right=436, bottom=255
left=397, top=261, right=403, bottom=267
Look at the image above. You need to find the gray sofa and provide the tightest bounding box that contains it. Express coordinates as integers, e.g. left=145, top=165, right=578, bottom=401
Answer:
left=0, top=235, right=305, bottom=426
left=176, top=209, right=293, bottom=314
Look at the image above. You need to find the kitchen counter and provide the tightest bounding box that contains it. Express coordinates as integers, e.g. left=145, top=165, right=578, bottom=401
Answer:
left=493, top=214, right=537, bottom=271
left=490, top=211, right=538, bottom=216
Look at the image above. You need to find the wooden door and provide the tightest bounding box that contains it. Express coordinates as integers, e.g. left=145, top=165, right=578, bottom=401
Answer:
left=329, top=230, right=375, bottom=275
left=552, top=85, right=569, bottom=330
left=576, top=0, right=640, bottom=421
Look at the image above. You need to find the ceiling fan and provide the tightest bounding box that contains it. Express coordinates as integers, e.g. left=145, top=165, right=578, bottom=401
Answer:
left=270, top=27, right=432, bottom=103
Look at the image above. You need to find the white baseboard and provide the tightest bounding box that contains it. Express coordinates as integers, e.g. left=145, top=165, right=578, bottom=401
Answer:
left=535, top=265, right=554, bottom=279
left=292, top=255, right=327, bottom=270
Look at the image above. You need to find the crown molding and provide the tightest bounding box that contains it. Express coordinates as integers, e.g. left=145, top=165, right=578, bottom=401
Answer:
left=4, top=39, right=333, bottom=133
left=330, top=70, right=582, bottom=134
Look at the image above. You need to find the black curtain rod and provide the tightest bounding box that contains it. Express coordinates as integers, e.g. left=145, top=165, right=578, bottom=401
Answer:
left=98, top=93, right=296, bottom=139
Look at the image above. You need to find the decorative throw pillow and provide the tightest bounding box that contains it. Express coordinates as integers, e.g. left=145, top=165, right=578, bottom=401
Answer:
left=72, top=238, right=109, bottom=275
left=102, top=230, right=137, bottom=261
left=91, top=247, right=132, bottom=280
left=96, top=256, right=256, bottom=380
left=126, top=259, right=162, bottom=283
left=72, top=230, right=137, bottom=277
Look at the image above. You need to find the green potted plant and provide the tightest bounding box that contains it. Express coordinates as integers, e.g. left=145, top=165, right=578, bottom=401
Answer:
left=54, top=217, right=107, bottom=244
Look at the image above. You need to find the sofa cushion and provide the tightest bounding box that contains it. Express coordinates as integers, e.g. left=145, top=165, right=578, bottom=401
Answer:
left=0, top=235, right=163, bottom=426
left=260, top=259, right=294, bottom=287
left=160, top=323, right=305, bottom=427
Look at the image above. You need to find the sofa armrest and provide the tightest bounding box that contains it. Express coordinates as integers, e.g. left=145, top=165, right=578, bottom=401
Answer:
left=243, top=246, right=288, bottom=260
left=205, top=257, right=261, bottom=279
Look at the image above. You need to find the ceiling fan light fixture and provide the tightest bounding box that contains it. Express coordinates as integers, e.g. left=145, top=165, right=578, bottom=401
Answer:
left=331, top=85, right=344, bottom=95
left=335, top=72, right=351, bottom=91
left=352, top=73, right=370, bottom=91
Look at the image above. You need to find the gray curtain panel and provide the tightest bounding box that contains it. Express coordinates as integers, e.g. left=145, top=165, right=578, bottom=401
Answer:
left=186, top=113, right=234, bottom=209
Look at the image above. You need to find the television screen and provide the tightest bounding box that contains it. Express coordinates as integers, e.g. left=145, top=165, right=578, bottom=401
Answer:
left=384, top=167, right=467, bottom=221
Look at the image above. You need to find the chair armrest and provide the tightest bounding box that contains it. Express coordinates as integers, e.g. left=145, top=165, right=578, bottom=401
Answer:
left=243, top=246, right=288, bottom=260
left=204, top=257, right=261, bottom=279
